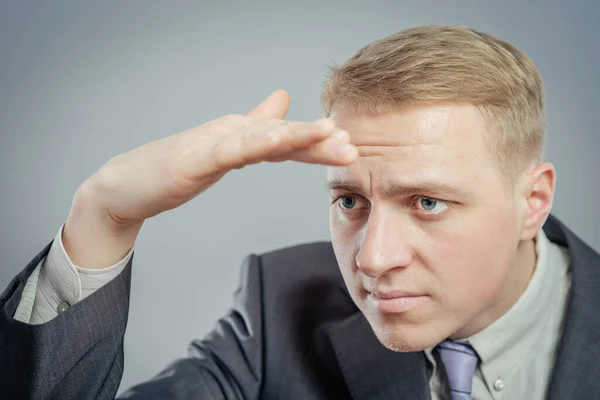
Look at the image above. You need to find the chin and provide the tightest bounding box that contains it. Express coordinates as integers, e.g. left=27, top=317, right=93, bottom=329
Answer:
left=366, top=314, right=449, bottom=353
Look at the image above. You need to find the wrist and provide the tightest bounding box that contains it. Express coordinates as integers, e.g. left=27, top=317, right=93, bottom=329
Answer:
left=62, top=181, right=143, bottom=270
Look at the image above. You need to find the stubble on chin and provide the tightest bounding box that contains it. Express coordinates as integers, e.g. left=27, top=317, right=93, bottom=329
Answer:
left=374, top=332, right=432, bottom=353
left=368, top=317, right=444, bottom=353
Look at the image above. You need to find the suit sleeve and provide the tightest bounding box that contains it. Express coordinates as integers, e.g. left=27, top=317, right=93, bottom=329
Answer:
left=13, top=223, right=132, bottom=326
left=0, top=241, right=134, bottom=400
left=118, top=254, right=265, bottom=400
left=1, top=244, right=264, bottom=400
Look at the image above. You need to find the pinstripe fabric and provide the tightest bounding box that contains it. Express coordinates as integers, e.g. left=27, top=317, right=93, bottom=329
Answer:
left=1, top=240, right=133, bottom=399
left=13, top=223, right=132, bottom=325
left=1, top=215, right=600, bottom=400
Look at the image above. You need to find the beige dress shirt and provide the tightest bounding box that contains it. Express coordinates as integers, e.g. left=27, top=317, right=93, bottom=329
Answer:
left=13, top=224, right=570, bottom=400
left=13, top=222, right=132, bottom=324
left=425, top=229, right=571, bottom=400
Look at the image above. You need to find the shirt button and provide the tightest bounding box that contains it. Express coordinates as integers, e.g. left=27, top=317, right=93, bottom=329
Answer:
left=57, top=301, right=70, bottom=313
left=493, top=378, right=504, bottom=391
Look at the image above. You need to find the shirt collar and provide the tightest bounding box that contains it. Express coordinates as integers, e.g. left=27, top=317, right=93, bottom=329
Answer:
left=424, top=229, right=566, bottom=383
left=466, top=229, right=566, bottom=384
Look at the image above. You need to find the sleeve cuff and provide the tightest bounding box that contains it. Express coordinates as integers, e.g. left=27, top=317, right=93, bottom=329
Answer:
left=27, top=222, right=134, bottom=324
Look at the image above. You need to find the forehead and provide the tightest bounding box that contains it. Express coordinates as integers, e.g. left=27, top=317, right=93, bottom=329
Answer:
left=328, top=104, right=499, bottom=194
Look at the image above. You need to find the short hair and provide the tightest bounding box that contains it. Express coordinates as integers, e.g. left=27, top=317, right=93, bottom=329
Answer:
left=321, top=25, right=545, bottom=186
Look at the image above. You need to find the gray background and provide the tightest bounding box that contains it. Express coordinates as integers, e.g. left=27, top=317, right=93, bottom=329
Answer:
left=1, top=0, right=598, bottom=393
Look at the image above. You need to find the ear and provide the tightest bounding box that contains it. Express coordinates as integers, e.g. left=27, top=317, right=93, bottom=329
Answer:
left=519, top=162, right=556, bottom=241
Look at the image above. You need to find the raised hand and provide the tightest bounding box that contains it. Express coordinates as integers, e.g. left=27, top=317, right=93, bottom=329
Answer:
left=62, top=90, right=357, bottom=269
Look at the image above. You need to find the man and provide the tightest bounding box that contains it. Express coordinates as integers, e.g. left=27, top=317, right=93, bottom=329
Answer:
left=1, top=25, right=598, bottom=400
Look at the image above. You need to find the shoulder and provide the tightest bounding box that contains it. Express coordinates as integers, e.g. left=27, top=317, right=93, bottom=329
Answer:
left=258, top=241, right=341, bottom=283
left=253, top=241, right=350, bottom=312
left=252, top=241, right=356, bottom=344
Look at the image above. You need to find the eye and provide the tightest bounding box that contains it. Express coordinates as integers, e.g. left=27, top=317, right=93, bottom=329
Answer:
left=338, top=196, right=357, bottom=210
left=415, top=197, right=448, bottom=213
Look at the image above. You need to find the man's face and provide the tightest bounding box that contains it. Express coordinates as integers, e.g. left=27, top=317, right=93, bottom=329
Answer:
left=328, top=103, right=528, bottom=351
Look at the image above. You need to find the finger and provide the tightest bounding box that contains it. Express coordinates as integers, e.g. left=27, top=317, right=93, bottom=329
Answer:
left=247, top=89, right=291, bottom=119
left=263, top=118, right=338, bottom=154
left=265, top=125, right=347, bottom=162
left=210, top=118, right=337, bottom=171
left=293, top=139, right=358, bottom=166
left=235, top=119, right=338, bottom=167
left=269, top=130, right=358, bottom=166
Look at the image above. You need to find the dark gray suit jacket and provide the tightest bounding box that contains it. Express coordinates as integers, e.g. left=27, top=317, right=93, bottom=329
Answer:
left=2, top=215, right=600, bottom=399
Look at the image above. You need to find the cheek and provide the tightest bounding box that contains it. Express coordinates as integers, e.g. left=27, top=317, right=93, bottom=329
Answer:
left=330, top=212, right=361, bottom=285
left=428, top=207, right=519, bottom=308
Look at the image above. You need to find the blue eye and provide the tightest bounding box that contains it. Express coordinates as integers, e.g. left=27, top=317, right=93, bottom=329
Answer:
left=339, top=196, right=356, bottom=209
left=417, top=197, right=448, bottom=214
left=420, top=198, right=438, bottom=211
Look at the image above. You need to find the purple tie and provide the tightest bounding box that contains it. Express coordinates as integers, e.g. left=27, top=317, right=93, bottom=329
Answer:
left=434, top=340, right=479, bottom=400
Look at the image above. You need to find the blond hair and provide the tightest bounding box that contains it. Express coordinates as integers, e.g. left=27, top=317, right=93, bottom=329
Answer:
left=321, top=25, right=545, bottom=186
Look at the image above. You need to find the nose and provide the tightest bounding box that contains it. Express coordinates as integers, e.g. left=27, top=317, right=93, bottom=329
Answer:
left=355, top=208, right=413, bottom=279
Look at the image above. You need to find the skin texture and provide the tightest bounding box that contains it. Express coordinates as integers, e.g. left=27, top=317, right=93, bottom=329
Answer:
left=328, top=103, right=556, bottom=352
left=63, top=90, right=553, bottom=354
left=63, top=90, right=358, bottom=270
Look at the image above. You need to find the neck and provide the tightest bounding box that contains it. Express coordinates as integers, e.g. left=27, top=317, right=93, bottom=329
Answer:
left=451, top=237, right=537, bottom=339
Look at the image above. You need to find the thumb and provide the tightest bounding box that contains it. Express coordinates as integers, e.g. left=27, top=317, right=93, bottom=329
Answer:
left=247, top=89, right=291, bottom=119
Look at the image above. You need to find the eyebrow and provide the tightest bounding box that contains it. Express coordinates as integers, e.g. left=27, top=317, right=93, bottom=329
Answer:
left=326, top=179, right=467, bottom=198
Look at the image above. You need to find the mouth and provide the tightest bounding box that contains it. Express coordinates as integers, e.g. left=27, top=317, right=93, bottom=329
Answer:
left=364, top=289, right=429, bottom=314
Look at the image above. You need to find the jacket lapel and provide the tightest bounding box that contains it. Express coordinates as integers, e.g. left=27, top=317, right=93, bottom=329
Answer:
left=544, top=216, right=600, bottom=400
left=324, top=301, right=430, bottom=400
left=321, top=215, right=600, bottom=400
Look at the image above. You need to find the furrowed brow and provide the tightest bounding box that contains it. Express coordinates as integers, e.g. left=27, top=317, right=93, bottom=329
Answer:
left=326, top=180, right=365, bottom=194
left=326, top=179, right=466, bottom=198
left=384, top=183, right=466, bottom=198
